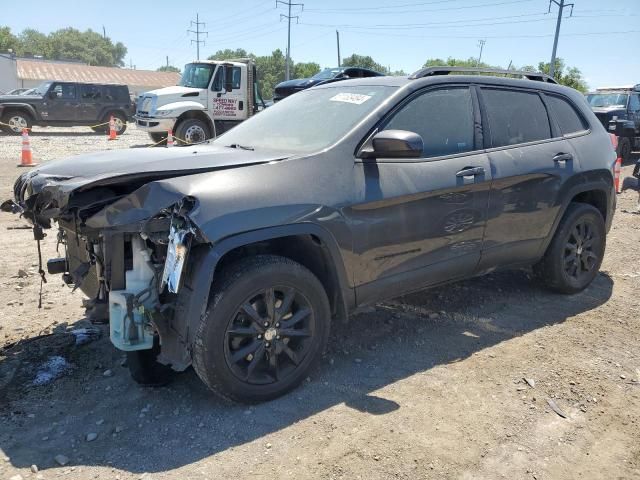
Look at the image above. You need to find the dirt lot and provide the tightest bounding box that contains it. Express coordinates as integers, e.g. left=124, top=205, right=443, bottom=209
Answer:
left=0, top=126, right=638, bottom=480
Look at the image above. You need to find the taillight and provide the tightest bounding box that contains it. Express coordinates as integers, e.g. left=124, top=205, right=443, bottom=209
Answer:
left=609, top=133, right=618, bottom=151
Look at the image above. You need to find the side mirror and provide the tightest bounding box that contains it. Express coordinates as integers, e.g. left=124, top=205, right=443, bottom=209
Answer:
left=224, top=67, right=234, bottom=93
left=361, top=130, right=424, bottom=159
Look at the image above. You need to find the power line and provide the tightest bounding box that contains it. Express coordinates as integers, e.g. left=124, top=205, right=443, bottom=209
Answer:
left=305, top=0, right=536, bottom=15
left=277, top=0, right=304, bottom=81
left=188, top=13, right=208, bottom=61
left=548, top=0, right=574, bottom=78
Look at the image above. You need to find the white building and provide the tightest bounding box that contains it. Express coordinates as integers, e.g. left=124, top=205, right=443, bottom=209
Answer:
left=0, top=55, right=180, bottom=96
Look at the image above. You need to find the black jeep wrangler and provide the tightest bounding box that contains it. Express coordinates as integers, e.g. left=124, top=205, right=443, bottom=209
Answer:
left=587, top=84, right=640, bottom=162
left=0, top=81, right=134, bottom=135
left=4, top=67, right=617, bottom=403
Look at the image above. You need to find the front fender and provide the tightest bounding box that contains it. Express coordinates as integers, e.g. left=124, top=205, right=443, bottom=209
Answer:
left=0, top=103, right=39, bottom=120
left=178, top=222, right=354, bottom=349
left=157, top=100, right=207, bottom=116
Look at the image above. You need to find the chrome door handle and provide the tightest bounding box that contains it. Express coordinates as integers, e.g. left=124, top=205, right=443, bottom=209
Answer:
left=553, top=153, right=573, bottom=163
left=456, top=166, right=485, bottom=177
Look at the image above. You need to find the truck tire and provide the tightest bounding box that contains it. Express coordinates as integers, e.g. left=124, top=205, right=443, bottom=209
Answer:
left=192, top=255, right=331, bottom=403
left=1, top=110, right=32, bottom=134
left=535, top=203, right=606, bottom=294
left=148, top=132, right=168, bottom=146
left=127, top=337, right=174, bottom=387
left=617, top=137, right=632, bottom=164
left=175, top=118, right=210, bottom=145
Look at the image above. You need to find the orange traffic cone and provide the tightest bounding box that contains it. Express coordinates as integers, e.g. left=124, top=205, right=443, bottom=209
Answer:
left=108, top=116, right=117, bottom=141
left=18, top=128, right=37, bottom=167
left=614, top=157, right=622, bottom=193
left=166, top=129, right=174, bottom=148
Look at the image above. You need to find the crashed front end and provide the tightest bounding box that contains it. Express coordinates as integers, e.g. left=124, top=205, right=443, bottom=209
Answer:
left=6, top=169, right=205, bottom=370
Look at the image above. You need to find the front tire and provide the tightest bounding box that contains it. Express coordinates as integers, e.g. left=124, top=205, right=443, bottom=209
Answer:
left=104, top=112, right=127, bottom=135
left=175, top=118, right=210, bottom=145
left=127, top=338, right=174, bottom=387
left=535, top=203, right=606, bottom=294
left=1, top=111, right=32, bottom=134
left=192, top=255, right=331, bottom=403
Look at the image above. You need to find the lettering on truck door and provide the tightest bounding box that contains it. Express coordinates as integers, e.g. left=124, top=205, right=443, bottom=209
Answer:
left=210, top=65, right=247, bottom=121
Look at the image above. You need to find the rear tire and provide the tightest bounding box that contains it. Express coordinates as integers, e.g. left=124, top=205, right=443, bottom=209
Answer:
left=192, top=255, right=331, bottom=403
left=127, top=338, right=174, bottom=387
left=535, top=203, right=606, bottom=294
left=104, top=112, right=127, bottom=135
left=617, top=137, right=632, bottom=164
left=1, top=110, right=32, bottom=134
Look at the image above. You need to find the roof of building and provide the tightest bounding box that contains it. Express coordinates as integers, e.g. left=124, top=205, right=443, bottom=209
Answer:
left=16, top=59, right=180, bottom=87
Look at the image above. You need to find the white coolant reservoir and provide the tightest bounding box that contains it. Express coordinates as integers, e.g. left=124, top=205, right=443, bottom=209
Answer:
left=109, top=235, right=157, bottom=351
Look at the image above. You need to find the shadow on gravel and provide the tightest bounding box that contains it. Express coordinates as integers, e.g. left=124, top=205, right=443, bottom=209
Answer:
left=0, top=269, right=613, bottom=474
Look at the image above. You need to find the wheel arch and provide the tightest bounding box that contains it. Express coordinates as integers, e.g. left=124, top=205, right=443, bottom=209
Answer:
left=537, top=174, right=614, bottom=258
left=1, top=103, right=38, bottom=121
left=178, top=224, right=354, bottom=352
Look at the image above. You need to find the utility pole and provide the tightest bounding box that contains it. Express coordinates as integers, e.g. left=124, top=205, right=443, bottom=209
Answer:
left=477, top=39, right=486, bottom=66
left=277, top=0, right=304, bottom=81
left=548, top=0, right=574, bottom=78
left=336, top=30, right=341, bottom=67
left=102, top=26, right=106, bottom=39
left=188, top=13, right=208, bottom=61
left=166, top=55, right=169, bottom=68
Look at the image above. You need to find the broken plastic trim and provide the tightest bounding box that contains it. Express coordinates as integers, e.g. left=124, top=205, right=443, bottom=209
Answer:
left=160, top=208, right=195, bottom=294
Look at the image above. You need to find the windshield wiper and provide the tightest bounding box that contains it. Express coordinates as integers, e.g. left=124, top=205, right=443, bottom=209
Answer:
left=226, top=144, right=255, bottom=151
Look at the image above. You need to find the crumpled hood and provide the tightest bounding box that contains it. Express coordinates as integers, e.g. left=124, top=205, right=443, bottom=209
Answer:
left=14, top=144, right=289, bottom=219
left=274, top=78, right=319, bottom=93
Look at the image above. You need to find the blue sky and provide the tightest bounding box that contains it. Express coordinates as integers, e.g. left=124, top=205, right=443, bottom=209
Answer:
left=3, top=0, right=639, bottom=88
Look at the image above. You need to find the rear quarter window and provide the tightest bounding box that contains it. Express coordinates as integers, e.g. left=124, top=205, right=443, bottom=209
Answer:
left=481, top=88, right=552, bottom=148
left=546, top=94, right=588, bottom=135
left=103, top=86, right=128, bottom=102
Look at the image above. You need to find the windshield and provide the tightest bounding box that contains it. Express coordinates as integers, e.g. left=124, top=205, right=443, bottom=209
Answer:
left=215, top=85, right=397, bottom=153
left=179, top=63, right=215, bottom=89
left=312, top=68, right=344, bottom=80
left=35, top=82, right=52, bottom=96
left=587, top=93, right=629, bottom=108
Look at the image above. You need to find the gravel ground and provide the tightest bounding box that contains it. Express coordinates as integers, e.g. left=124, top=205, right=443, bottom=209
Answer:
left=0, top=126, right=639, bottom=480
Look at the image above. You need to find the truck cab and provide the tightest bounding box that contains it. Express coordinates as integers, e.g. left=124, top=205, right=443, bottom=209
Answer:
left=135, top=59, right=264, bottom=144
left=587, top=84, right=640, bottom=162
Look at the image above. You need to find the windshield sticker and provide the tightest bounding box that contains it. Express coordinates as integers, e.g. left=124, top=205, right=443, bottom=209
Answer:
left=330, top=93, right=372, bottom=105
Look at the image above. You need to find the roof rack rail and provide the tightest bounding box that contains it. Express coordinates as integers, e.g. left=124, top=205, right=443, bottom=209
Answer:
left=409, top=66, right=558, bottom=84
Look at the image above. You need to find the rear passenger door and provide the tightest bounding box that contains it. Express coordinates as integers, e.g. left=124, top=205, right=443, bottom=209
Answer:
left=477, top=87, right=578, bottom=270
left=78, top=85, right=101, bottom=122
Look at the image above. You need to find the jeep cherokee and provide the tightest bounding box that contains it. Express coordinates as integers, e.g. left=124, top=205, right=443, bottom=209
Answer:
left=3, top=67, right=617, bottom=403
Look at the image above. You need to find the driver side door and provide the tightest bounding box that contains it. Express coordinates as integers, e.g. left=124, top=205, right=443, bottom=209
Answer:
left=347, top=86, right=492, bottom=304
left=209, top=65, right=247, bottom=122
left=44, top=83, right=79, bottom=122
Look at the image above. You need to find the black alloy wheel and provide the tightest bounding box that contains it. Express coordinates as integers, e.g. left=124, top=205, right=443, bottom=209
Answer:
left=224, top=286, right=315, bottom=385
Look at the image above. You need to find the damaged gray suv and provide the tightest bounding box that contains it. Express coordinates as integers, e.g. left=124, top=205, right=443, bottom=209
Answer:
left=3, top=67, right=617, bottom=403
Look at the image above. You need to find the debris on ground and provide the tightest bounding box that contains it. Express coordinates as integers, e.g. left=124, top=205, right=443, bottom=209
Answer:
left=32, top=356, right=71, bottom=386
left=546, top=399, right=568, bottom=419
left=70, top=327, right=101, bottom=346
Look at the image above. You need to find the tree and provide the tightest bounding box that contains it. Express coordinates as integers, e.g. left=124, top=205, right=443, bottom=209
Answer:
left=17, top=29, right=50, bottom=57
left=208, top=48, right=252, bottom=61
left=342, top=54, right=388, bottom=73
left=535, top=58, right=588, bottom=92
left=0, top=26, right=127, bottom=66
left=157, top=65, right=181, bottom=73
left=423, top=56, right=501, bottom=69
left=0, top=26, right=18, bottom=52
left=294, top=62, right=320, bottom=79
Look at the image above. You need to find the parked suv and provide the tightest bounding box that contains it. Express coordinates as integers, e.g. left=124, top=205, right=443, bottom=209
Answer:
left=273, top=66, right=384, bottom=101
left=0, top=81, right=133, bottom=135
left=586, top=84, right=640, bottom=162
left=3, top=67, right=616, bottom=403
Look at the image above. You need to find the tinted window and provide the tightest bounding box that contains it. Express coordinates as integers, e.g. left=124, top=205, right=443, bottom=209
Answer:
left=103, top=86, right=127, bottom=102
left=80, top=85, right=101, bottom=100
left=52, top=84, right=76, bottom=100
left=384, top=87, right=474, bottom=158
left=629, top=94, right=640, bottom=112
left=482, top=89, right=551, bottom=147
left=546, top=95, right=587, bottom=135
